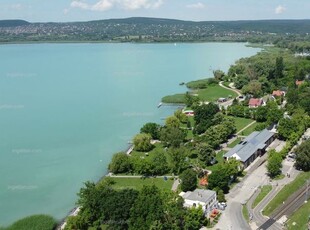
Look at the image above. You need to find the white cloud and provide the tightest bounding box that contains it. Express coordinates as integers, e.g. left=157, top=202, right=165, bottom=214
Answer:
left=186, top=2, right=205, bottom=9
left=70, top=0, right=163, bottom=12
left=122, top=0, right=164, bottom=10
left=275, top=5, right=286, bottom=14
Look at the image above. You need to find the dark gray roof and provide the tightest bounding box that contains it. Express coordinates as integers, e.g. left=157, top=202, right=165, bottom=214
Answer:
left=224, top=129, right=275, bottom=162
left=182, top=189, right=216, bottom=203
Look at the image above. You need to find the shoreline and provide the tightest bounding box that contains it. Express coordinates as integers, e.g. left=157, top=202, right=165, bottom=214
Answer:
left=1, top=42, right=261, bottom=228
left=0, top=40, right=248, bottom=46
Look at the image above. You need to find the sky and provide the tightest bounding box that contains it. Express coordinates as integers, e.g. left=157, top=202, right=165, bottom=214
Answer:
left=0, top=0, right=309, bottom=22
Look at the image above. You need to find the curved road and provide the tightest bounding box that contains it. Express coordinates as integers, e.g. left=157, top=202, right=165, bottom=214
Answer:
left=219, top=81, right=242, bottom=97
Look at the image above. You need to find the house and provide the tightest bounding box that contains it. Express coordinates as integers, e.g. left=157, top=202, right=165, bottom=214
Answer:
left=248, top=98, right=263, bottom=108
left=183, top=109, right=194, bottom=116
left=179, top=189, right=217, bottom=216
left=272, top=90, right=285, bottom=97
left=224, top=129, right=276, bottom=168
left=295, top=80, right=304, bottom=86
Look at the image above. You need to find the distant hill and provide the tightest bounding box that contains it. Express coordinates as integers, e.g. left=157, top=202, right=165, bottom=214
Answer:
left=0, top=20, right=30, bottom=27
left=0, top=17, right=309, bottom=43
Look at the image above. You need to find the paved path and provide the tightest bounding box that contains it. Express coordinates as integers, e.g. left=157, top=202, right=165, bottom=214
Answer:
left=219, top=81, right=242, bottom=97
left=172, top=179, right=180, bottom=191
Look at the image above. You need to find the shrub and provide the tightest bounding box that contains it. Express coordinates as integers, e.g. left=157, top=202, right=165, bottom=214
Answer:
left=6, top=215, right=57, bottom=230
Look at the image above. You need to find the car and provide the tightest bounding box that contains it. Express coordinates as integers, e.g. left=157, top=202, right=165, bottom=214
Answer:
left=220, top=202, right=227, bottom=207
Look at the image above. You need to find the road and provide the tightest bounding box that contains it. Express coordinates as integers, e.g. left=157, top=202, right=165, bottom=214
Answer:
left=213, top=155, right=269, bottom=230
left=246, top=157, right=300, bottom=230
left=257, top=182, right=309, bottom=230
left=218, top=81, right=242, bottom=109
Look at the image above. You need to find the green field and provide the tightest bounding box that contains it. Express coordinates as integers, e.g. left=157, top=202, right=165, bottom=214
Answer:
left=263, top=171, right=310, bottom=216
left=228, top=137, right=242, bottom=148
left=197, top=85, right=238, bottom=102
left=252, top=185, right=272, bottom=209
left=230, top=117, right=255, bottom=133
left=286, top=199, right=310, bottom=230
left=239, top=121, right=260, bottom=136
left=110, top=177, right=174, bottom=191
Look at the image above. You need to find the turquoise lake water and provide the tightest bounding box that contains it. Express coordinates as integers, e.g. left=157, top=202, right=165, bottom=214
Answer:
left=0, top=43, right=260, bottom=226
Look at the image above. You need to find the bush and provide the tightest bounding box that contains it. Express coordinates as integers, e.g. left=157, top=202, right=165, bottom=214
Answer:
left=6, top=215, right=57, bottom=230
left=133, top=133, right=153, bottom=152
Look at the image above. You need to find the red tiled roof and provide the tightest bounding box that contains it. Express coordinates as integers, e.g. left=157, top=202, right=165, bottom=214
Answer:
left=249, top=98, right=262, bottom=106
left=296, top=80, right=304, bottom=86
left=272, top=90, right=284, bottom=97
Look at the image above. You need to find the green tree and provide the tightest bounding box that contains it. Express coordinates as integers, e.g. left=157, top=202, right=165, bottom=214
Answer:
left=149, top=151, right=169, bottom=175
left=185, top=92, right=200, bottom=108
left=217, top=189, right=226, bottom=202
left=266, top=101, right=283, bottom=124
left=295, top=140, right=310, bottom=171
left=108, top=152, right=132, bottom=174
left=160, top=126, right=186, bottom=148
left=140, top=122, right=161, bottom=140
left=184, top=206, right=207, bottom=230
left=242, top=80, right=262, bottom=97
left=255, top=106, right=268, bottom=122
left=168, top=147, right=189, bottom=174
left=174, top=109, right=188, bottom=123
left=165, top=116, right=181, bottom=128
left=274, top=56, right=284, bottom=81
left=277, top=118, right=298, bottom=140
left=180, top=169, right=197, bottom=192
left=194, top=103, right=219, bottom=134
left=266, top=150, right=282, bottom=178
left=133, top=133, right=153, bottom=152
left=197, top=143, right=216, bottom=166
left=161, top=192, right=186, bottom=229
left=129, top=185, right=164, bottom=230
left=213, top=69, right=225, bottom=81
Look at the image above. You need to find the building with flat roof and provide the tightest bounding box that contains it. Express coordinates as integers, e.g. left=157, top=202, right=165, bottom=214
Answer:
left=179, top=189, right=217, bottom=216
left=224, top=129, right=275, bottom=168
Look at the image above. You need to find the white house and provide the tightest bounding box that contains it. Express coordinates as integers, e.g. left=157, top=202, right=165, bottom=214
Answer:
left=179, top=189, right=217, bottom=216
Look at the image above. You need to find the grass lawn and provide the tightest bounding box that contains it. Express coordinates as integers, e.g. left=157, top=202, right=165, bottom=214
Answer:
left=242, top=205, right=250, bottom=223
left=131, top=143, right=165, bottom=158
left=229, top=116, right=255, bottom=133
left=222, top=81, right=231, bottom=88
left=197, top=85, right=237, bottom=102
left=111, top=177, right=174, bottom=191
left=252, top=185, right=272, bottom=209
left=263, top=171, right=310, bottom=216
left=206, top=150, right=226, bottom=172
left=286, top=199, right=310, bottom=230
left=240, top=122, right=261, bottom=136
left=228, top=137, right=242, bottom=148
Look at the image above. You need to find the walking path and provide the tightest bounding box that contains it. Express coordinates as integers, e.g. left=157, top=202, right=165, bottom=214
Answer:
left=172, top=179, right=180, bottom=191
left=236, top=121, right=257, bottom=135
left=219, top=81, right=242, bottom=97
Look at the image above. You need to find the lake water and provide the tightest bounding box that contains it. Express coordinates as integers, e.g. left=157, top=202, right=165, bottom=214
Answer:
left=0, top=43, right=259, bottom=226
